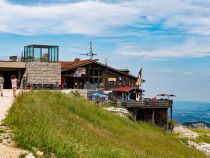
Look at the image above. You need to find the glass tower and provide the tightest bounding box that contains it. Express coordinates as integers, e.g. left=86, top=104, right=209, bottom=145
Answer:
left=23, top=44, right=59, bottom=62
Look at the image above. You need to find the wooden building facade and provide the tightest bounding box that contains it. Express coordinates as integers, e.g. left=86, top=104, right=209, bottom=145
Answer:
left=61, top=58, right=137, bottom=90
left=111, top=86, right=173, bottom=128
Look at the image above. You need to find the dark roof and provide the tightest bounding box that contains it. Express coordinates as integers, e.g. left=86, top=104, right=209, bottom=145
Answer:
left=61, top=59, right=137, bottom=79
left=61, top=61, right=74, bottom=68
left=25, top=44, right=59, bottom=48
left=61, top=59, right=98, bottom=71
left=113, top=86, right=143, bottom=93
left=118, top=69, right=130, bottom=72
left=94, top=61, right=137, bottom=79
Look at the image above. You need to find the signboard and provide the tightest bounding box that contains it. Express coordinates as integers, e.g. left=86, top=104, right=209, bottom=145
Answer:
left=74, top=67, right=86, bottom=77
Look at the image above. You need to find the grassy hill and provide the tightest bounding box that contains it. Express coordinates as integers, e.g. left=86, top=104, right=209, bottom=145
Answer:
left=4, top=91, right=207, bottom=158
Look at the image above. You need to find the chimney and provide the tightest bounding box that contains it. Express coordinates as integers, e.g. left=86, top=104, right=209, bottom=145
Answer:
left=74, top=58, right=80, bottom=62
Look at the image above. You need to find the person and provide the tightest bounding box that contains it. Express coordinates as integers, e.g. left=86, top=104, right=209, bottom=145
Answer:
left=0, top=74, right=4, bottom=97
left=11, top=75, right=19, bottom=97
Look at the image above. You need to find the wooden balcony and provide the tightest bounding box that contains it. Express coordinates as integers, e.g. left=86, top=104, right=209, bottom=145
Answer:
left=122, top=99, right=173, bottom=109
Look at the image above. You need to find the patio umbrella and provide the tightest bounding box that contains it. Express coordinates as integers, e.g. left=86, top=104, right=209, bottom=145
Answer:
left=167, top=94, right=176, bottom=97
left=157, top=93, right=168, bottom=97
left=91, top=92, right=108, bottom=100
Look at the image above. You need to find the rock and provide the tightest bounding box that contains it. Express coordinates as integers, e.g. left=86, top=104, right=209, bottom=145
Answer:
left=183, top=121, right=210, bottom=129
left=188, top=141, right=210, bottom=155
left=25, top=152, right=36, bottom=158
left=0, top=125, right=16, bottom=146
left=173, top=125, right=199, bottom=139
left=36, top=150, right=44, bottom=156
left=103, top=107, right=129, bottom=117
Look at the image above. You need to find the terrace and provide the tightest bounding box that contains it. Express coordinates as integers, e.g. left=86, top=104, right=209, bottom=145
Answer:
left=0, top=56, right=22, bottom=62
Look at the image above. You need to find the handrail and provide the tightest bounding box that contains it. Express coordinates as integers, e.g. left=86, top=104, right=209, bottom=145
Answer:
left=0, top=56, right=22, bottom=62
left=123, top=100, right=173, bottom=108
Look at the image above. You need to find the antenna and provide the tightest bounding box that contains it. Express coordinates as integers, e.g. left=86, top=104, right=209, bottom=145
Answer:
left=105, top=57, right=107, bottom=66
left=80, top=42, right=98, bottom=60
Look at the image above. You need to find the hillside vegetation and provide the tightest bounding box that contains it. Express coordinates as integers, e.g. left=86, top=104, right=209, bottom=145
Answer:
left=4, top=91, right=207, bottom=158
left=191, top=128, right=210, bottom=144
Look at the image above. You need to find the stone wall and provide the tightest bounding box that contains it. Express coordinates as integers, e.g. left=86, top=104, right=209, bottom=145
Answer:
left=26, top=62, right=61, bottom=85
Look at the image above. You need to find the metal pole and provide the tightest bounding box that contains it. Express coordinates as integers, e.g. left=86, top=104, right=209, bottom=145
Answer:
left=32, top=45, right=34, bottom=62
left=171, top=106, right=173, bottom=133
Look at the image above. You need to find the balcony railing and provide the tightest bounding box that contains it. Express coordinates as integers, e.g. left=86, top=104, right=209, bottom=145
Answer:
left=0, top=56, right=22, bottom=62
left=122, top=99, right=173, bottom=108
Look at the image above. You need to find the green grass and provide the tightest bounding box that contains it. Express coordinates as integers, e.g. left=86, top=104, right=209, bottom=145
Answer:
left=4, top=91, right=208, bottom=158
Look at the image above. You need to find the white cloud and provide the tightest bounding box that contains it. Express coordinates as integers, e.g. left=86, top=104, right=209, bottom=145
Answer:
left=116, top=39, right=210, bottom=58
left=1, top=0, right=210, bottom=36
left=1, top=0, right=210, bottom=57
left=0, top=0, right=139, bottom=35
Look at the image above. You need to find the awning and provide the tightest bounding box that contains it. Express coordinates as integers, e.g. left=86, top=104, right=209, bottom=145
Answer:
left=112, top=86, right=143, bottom=93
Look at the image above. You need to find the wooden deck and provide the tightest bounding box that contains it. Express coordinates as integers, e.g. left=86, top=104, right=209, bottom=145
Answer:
left=122, top=99, right=173, bottom=127
left=122, top=100, right=173, bottom=109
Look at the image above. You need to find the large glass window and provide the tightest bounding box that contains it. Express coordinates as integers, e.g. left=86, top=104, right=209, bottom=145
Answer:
left=42, top=48, right=49, bottom=62
left=34, top=48, right=41, bottom=62
left=24, top=45, right=59, bottom=62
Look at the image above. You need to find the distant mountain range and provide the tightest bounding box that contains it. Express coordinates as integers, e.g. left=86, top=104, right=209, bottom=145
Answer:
left=183, top=121, right=210, bottom=128
left=173, top=101, right=210, bottom=125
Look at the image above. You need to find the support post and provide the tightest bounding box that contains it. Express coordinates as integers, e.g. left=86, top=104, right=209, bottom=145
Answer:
left=40, top=48, right=42, bottom=62
left=57, top=46, right=59, bottom=62
left=152, top=108, right=155, bottom=124
left=133, top=110, right=137, bottom=121
left=18, top=70, right=21, bottom=81
left=166, top=108, right=168, bottom=130
left=32, top=45, right=34, bottom=62
left=170, top=106, right=173, bottom=133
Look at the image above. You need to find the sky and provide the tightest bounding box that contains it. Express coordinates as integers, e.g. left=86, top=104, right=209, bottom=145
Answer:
left=0, top=0, right=210, bottom=102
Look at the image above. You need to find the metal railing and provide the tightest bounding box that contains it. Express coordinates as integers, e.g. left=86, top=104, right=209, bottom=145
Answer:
left=0, top=56, right=22, bottom=62
left=122, top=99, right=173, bottom=108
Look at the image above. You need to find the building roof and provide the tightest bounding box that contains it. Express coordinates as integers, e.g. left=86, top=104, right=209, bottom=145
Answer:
left=60, top=61, right=74, bottom=68
left=61, top=58, right=137, bottom=79
left=61, top=59, right=98, bottom=71
left=94, top=61, right=137, bottom=79
left=118, top=69, right=130, bottom=72
left=112, top=86, right=143, bottom=93
left=25, top=44, right=59, bottom=48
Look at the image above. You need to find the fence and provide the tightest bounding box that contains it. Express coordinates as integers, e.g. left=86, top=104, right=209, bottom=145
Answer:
left=0, top=56, right=22, bottom=62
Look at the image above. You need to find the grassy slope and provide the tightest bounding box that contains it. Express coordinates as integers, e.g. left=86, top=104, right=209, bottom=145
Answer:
left=4, top=91, right=207, bottom=158
left=191, top=128, right=210, bottom=144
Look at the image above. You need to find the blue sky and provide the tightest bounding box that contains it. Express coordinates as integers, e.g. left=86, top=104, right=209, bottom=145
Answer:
left=0, top=0, right=210, bottom=102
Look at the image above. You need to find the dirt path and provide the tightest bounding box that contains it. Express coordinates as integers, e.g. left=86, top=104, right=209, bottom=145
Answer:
left=0, top=90, right=15, bottom=124
left=0, top=89, right=26, bottom=158
left=0, top=144, right=25, bottom=158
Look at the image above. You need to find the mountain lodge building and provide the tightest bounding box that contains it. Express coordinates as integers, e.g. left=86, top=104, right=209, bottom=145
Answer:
left=61, top=58, right=137, bottom=90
